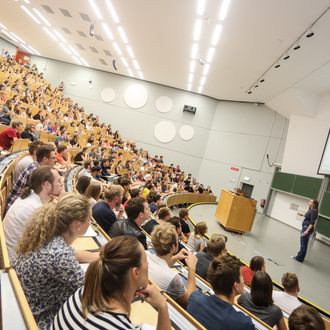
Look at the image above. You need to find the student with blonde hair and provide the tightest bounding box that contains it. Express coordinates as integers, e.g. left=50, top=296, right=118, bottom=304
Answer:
left=187, top=221, right=208, bottom=251
left=12, top=194, right=95, bottom=330
left=53, top=236, right=171, bottom=329
left=147, top=223, right=197, bottom=308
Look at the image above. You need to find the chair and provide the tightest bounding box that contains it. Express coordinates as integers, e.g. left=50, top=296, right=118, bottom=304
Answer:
left=0, top=215, right=10, bottom=271
left=20, top=139, right=30, bottom=151
left=11, top=139, right=22, bottom=153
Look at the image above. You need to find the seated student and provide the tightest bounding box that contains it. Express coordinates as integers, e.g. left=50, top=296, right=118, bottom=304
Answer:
left=238, top=271, right=287, bottom=329
left=147, top=222, right=197, bottom=308
left=77, top=160, right=93, bottom=179
left=288, top=305, right=325, bottom=330
left=179, top=208, right=191, bottom=239
left=84, top=181, right=101, bottom=207
left=187, top=255, right=254, bottom=330
left=195, top=234, right=227, bottom=281
left=149, top=193, right=161, bottom=213
left=52, top=236, right=171, bottom=330
left=13, top=140, right=43, bottom=183
left=119, top=177, right=131, bottom=204
left=56, top=144, right=71, bottom=168
left=74, top=146, right=89, bottom=164
left=12, top=194, right=97, bottom=330
left=123, top=187, right=141, bottom=208
left=100, top=158, right=111, bottom=176
left=0, top=119, right=24, bottom=150
left=109, top=197, right=150, bottom=249
left=241, top=255, right=265, bottom=287
left=69, top=134, right=80, bottom=149
left=273, top=272, right=302, bottom=314
left=142, top=206, right=171, bottom=235
left=20, top=122, right=36, bottom=141
left=187, top=221, right=208, bottom=251
left=54, top=130, right=68, bottom=147
left=92, top=185, right=124, bottom=233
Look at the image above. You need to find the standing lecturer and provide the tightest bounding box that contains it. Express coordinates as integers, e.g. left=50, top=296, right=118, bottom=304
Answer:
left=292, top=199, right=318, bottom=263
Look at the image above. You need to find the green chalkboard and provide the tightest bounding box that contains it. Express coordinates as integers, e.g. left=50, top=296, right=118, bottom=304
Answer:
left=272, top=172, right=295, bottom=192
left=271, top=172, right=322, bottom=199
left=292, top=175, right=322, bottom=199
left=320, top=192, right=330, bottom=218
left=316, top=215, right=330, bottom=239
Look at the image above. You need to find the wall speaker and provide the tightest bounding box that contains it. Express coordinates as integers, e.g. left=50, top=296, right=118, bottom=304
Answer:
left=183, top=105, right=197, bottom=114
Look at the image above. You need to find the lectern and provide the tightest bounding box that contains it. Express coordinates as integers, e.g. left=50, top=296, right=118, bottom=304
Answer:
left=215, top=190, right=257, bottom=233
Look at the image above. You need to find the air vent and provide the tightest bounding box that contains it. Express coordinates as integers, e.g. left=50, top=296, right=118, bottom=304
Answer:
left=59, top=8, right=72, bottom=17
left=99, top=58, right=107, bottom=65
left=62, top=27, right=72, bottom=34
left=41, top=5, right=54, bottom=14
left=95, top=34, right=103, bottom=41
left=103, top=49, right=112, bottom=57
left=90, top=47, right=98, bottom=53
left=76, top=43, right=85, bottom=50
left=80, top=13, right=91, bottom=22
left=77, top=30, right=87, bottom=38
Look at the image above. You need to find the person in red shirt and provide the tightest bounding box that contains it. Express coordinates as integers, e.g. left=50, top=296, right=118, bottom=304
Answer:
left=0, top=119, right=24, bottom=150
left=241, top=256, right=265, bottom=287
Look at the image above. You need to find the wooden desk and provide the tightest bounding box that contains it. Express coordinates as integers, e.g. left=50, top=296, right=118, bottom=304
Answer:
left=215, top=190, right=257, bottom=233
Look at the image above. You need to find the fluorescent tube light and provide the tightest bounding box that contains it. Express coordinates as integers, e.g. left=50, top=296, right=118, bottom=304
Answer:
left=190, top=60, right=196, bottom=73
left=43, top=27, right=57, bottom=41
left=11, top=32, right=25, bottom=44
left=20, top=5, right=41, bottom=24
left=203, top=64, right=210, bottom=76
left=105, top=0, right=119, bottom=23
left=113, top=42, right=122, bottom=56
left=101, top=23, right=114, bottom=40
left=117, top=26, right=128, bottom=44
left=191, top=43, right=198, bottom=59
left=188, top=73, right=193, bottom=83
left=68, top=45, right=79, bottom=57
left=198, top=85, right=203, bottom=93
left=53, top=29, right=67, bottom=44
left=0, top=23, right=7, bottom=30
left=137, top=71, right=144, bottom=79
left=211, top=24, right=222, bottom=45
left=27, top=45, right=40, bottom=55
left=197, top=0, right=206, bottom=15
left=59, top=43, right=71, bottom=54
left=200, top=76, right=206, bottom=86
left=132, top=60, right=140, bottom=70
left=219, top=0, right=231, bottom=20
left=72, top=56, right=82, bottom=65
left=1, top=30, right=17, bottom=42
left=80, top=57, right=89, bottom=67
left=88, top=0, right=103, bottom=20
left=120, top=57, right=128, bottom=67
left=206, top=47, right=215, bottom=62
left=32, top=8, right=51, bottom=27
left=126, top=45, right=135, bottom=58
left=194, top=19, right=202, bottom=41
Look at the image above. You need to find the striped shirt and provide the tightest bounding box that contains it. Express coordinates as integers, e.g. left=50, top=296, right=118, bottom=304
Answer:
left=52, top=287, right=141, bottom=329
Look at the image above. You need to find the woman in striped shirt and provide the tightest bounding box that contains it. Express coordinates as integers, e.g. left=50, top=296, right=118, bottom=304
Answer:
left=52, top=236, right=171, bottom=330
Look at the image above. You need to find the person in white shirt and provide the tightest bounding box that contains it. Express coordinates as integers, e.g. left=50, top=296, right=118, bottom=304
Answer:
left=273, top=272, right=302, bottom=314
left=13, top=140, right=44, bottom=183
left=147, top=222, right=197, bottom=308
left=4, top=166, right=64, bottom=260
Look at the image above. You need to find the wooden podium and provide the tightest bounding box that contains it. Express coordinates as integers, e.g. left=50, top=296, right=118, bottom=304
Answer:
left=215, top=190, right=257, bottom=233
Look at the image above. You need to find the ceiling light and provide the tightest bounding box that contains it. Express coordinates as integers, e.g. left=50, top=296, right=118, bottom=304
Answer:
left=126, top=45, right=135, bottom=58
left=191, top=43, right=198, bottom=59
left=206, top=47, right=215, bottom=62
left=211, top=24, right=222, bottom=45
left=306, top=28, right=314, bottom=38
left=248, top=90, right=252, bottom=94
left=117, top=26, right=128, bottom=44
left=127, top=69, right=134, bottom=77
left=113, top=42, right=122, bottom=56
left=203, top=64, right=210, bottom=76
left=1, top=30, right=18, bottom=42
left=274, top=62, right=280, bottom=68
left=90, top=24, right=95, bottom=37
left=43, top=27, right=57, bottom=41
left=72, top=56, right=82, bottom=65
left=88, top=80, right=93, bottom=89
left=188, top=73, right=193, bottom=83
left=20, top=5, right=41, bottom=24
left=68, top=45, right=79, bottom=57
left=10, top=32, right=25, bottom=44
left=197, top=0, right=206, bottom=15
left=132, top=60, right=140, bottom=70
left=27, top=45, right=40, bottom=55
left=105, top=0, right=119, bottom=23
left=198, top=55, right=205, bottom=66
left=187, top=83, right=192, bottom=90
left=218, top=0, right=231, bottom=20
left=59, top=43, right=71, bottom=55
left=20, top=43, right=31, bottom=53
left=137, top=71, right=144, bottom=79
left=24, top=0, right=30, bottom=3
left=80, top=58, right=89, bottom=67
left=283, top=53, right=290, bottom=60
left=112, top=59, right=117, bottom=70
left=32, top=8, right=51, bottom=27
left=200, top=76, right=206, bottom=86
left=0, top=23, right=7, bottom=30
left=260, top=78, right=265, bottom=83
left=101, top=23, right=113, bottom=40
left=193, top=19, right=202, bottom=41
left=293, top=42, right=300, bottom=50
left=88, top=0, right=103, bottom=20
left=254, top=84, right=259, bottom=88
left=190, top=60, right=196, bottom=73
left=53, top=29, right=67, bottom=43
left=120, top=57, right=128, bottom=67
left=198, top=85, right=203, bottom=93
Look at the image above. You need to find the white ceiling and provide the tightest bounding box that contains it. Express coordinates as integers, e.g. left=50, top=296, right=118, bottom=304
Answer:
left=1, top=0, right=330, bottom=106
